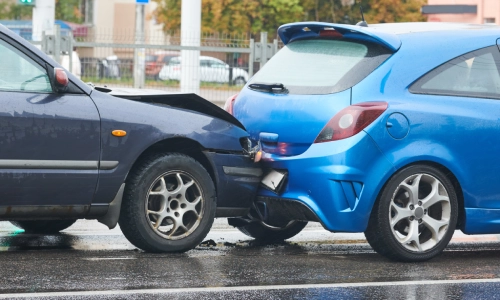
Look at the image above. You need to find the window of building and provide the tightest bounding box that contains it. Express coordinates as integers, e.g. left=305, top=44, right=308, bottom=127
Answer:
left=484, top=18, right=496, bottom=24
left=81, top=0, right=94, bottom=25
left=410, top=46, right=500, bottom=100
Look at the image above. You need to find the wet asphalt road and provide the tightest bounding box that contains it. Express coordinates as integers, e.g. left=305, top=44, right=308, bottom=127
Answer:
left=2, top=220, right=500, bottom=299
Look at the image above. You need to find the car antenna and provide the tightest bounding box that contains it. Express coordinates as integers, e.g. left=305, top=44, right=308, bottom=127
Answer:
left=356, top=1, right=368, bottom=27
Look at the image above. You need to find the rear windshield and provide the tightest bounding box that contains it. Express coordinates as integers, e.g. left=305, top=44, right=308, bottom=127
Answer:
left=249, top=39, right=392, bottom=95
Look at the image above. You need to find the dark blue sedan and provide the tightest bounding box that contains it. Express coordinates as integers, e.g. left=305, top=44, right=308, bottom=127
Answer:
left=228, top=22, right=500, bottom=261
left=0, top=24, right=261, bottom=253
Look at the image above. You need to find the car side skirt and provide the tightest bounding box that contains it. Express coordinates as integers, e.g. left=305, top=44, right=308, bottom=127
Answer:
left=463, top=208, right=500, bottom=234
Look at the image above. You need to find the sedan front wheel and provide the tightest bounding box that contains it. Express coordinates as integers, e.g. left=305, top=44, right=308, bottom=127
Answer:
left=119, top=153, right=216, bottom=253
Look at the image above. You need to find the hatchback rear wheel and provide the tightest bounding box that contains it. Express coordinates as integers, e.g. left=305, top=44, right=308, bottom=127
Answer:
left=236, top=220, right=307, bottom=242
left=365, top=165, right=458, bottom=262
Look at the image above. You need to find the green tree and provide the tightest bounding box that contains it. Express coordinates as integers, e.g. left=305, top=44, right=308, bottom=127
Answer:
left=365, top=0, right=426, bottom=23
left=153, top=0, right=426, bottom=36
left=55, top=0, right=84, bottom=23
left=153, top=0, right=303, bottom=36
left=0, top=1, right=32, bottom=20
left=301, top=0, right=424, bottom=25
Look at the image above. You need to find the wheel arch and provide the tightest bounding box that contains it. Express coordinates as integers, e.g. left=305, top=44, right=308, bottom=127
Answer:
left=125, top=137, right=216, bottom=189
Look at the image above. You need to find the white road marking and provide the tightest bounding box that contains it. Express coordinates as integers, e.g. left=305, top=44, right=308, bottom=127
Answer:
left=2, top=278, right=500, bottom=298
left=82, top=257, right=136, bottom=261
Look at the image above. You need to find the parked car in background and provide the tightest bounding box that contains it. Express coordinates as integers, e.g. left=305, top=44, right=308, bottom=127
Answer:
left=227, top=22, right=500, bottom=262
left=97, top=55, right=121, bottom=79
left=146, top=50, right=179, bottom=80
left=159, top=56, right=249, bottom=85
left=61, top=50, right=82, bottom=80
left=0, top=23, right=261, bottom=253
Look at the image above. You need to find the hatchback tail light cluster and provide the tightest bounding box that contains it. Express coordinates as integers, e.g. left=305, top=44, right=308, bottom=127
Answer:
left=314, top=102, right=388, bottom=143
left=224, top=93, right=238, bottom=115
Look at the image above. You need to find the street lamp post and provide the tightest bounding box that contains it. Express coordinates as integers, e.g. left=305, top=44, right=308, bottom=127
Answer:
left=180, top=0, right=201, bottom=94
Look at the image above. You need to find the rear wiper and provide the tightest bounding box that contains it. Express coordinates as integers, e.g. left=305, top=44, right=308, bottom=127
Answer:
left=248, top=83, right=288, bottom=94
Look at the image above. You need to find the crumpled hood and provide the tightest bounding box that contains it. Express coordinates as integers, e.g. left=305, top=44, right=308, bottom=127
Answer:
left=95, top=87, right=245, bottom=130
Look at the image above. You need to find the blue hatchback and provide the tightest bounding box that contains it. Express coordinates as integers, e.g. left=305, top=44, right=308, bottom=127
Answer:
left=227, top=22, right=500, bottom=261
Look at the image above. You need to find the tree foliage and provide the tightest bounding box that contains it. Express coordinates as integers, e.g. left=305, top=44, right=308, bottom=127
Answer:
left=153, top=0, right=303, bottom=36
left=153, top=0, right=427, bottom=36
left=55, top=0, right=84, bottom=24
left=0, top=0, right=87, bottom=23
left=365, top=0, right=426, bottom=23
left=0, top=1, right=32, bottom=20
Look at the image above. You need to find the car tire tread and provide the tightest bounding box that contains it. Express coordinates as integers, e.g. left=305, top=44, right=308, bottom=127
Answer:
left=119, top=152, right=216, bottom=253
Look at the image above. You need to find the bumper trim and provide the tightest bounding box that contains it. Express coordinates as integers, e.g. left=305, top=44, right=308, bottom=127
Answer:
left=257, top=196, right=321, bottom=223
left=216, top=207, right=250, bottom=218
left=223, top=166, right=263, bottom=177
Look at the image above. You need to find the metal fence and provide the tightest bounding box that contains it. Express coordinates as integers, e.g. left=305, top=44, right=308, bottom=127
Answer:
left=11, top=24, right=279, bottom=103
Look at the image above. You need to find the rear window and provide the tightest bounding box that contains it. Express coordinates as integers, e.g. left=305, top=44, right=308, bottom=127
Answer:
left=249, top=39, right=392, bottom=95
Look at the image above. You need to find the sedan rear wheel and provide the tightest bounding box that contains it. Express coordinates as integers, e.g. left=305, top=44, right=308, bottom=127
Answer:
left=365, top=165, right=458, bottom=262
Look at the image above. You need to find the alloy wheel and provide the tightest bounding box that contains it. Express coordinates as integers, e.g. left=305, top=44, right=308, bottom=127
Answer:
left=145, top=171, right=204, bottom=240
left=389, top=173, right=451, bottom=252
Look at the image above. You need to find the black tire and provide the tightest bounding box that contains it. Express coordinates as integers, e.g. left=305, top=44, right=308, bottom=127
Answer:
left=236, top=220, right=308, bottom=242
left=119, top=153, right=216, bottom=253
left=10, top=220, right=77, bottom=234
left=365, top=165, right=458, bottom=262
left=233, top=77, right=246, bottom=86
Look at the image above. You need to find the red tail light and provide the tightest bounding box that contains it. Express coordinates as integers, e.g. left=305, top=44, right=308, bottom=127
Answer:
left=314, top=102, right=388, bottom=143
left=224, top=93, right=238, bottom=115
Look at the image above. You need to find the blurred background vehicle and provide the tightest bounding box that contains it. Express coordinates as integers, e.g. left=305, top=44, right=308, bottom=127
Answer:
left=146, top=50, right=180, bottom=80
left=159, top=56, right=249, bottom=85
left=97, top=55, right=121, bottom=79
left=61, top=49, right=82, bottom=80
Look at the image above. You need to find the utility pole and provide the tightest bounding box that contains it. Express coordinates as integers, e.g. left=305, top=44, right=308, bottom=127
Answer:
left=180, top=0, right=201, bottom=94
left=134, top=1, right=147, bottom=89
left=32, top=0, right=55, bottom=42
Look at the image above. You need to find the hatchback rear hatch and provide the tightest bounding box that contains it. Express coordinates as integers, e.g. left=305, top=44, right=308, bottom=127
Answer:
left=232, top=22, right=398, bottom=156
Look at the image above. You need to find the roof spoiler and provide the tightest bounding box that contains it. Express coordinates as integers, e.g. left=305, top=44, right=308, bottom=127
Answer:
left=278, top=22, right=401, bottom=52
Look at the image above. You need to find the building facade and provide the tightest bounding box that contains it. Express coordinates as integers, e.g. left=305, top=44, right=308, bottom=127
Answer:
left=423, top=0, right=500, bottom=25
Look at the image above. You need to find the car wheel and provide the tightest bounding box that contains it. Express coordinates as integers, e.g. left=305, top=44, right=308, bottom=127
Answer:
left=119, top=153, right=216, bottom=253
left=365, top=165, right=458, bottom=262
left=233, top=218, right=307, bottom=242
left=233, top=77, right=246, bottom=86
left=10, top=220, right=77, bottom=234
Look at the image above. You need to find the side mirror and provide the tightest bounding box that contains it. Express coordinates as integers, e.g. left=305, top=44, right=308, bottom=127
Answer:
left=53, top=68, right=69, bottom=93
left=46, top=64, right=69, bottom=93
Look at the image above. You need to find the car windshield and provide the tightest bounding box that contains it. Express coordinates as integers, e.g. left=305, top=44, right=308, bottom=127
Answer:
left=250, top=39, right=392, bottom=94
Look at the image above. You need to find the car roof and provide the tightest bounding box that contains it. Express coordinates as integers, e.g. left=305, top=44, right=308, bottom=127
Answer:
left=170, top=56, right=225, bottom=63
left=368, top=22, right=500, bottom=35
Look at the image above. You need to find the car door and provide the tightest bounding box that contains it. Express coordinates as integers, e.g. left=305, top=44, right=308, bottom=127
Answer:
left=0, top=35, right=100, bottom=208
left=209, top=60, right=229, bottom=83
left=199, top=58, right=211, bottom=82
left=404, top=45, right=500, bottom=211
